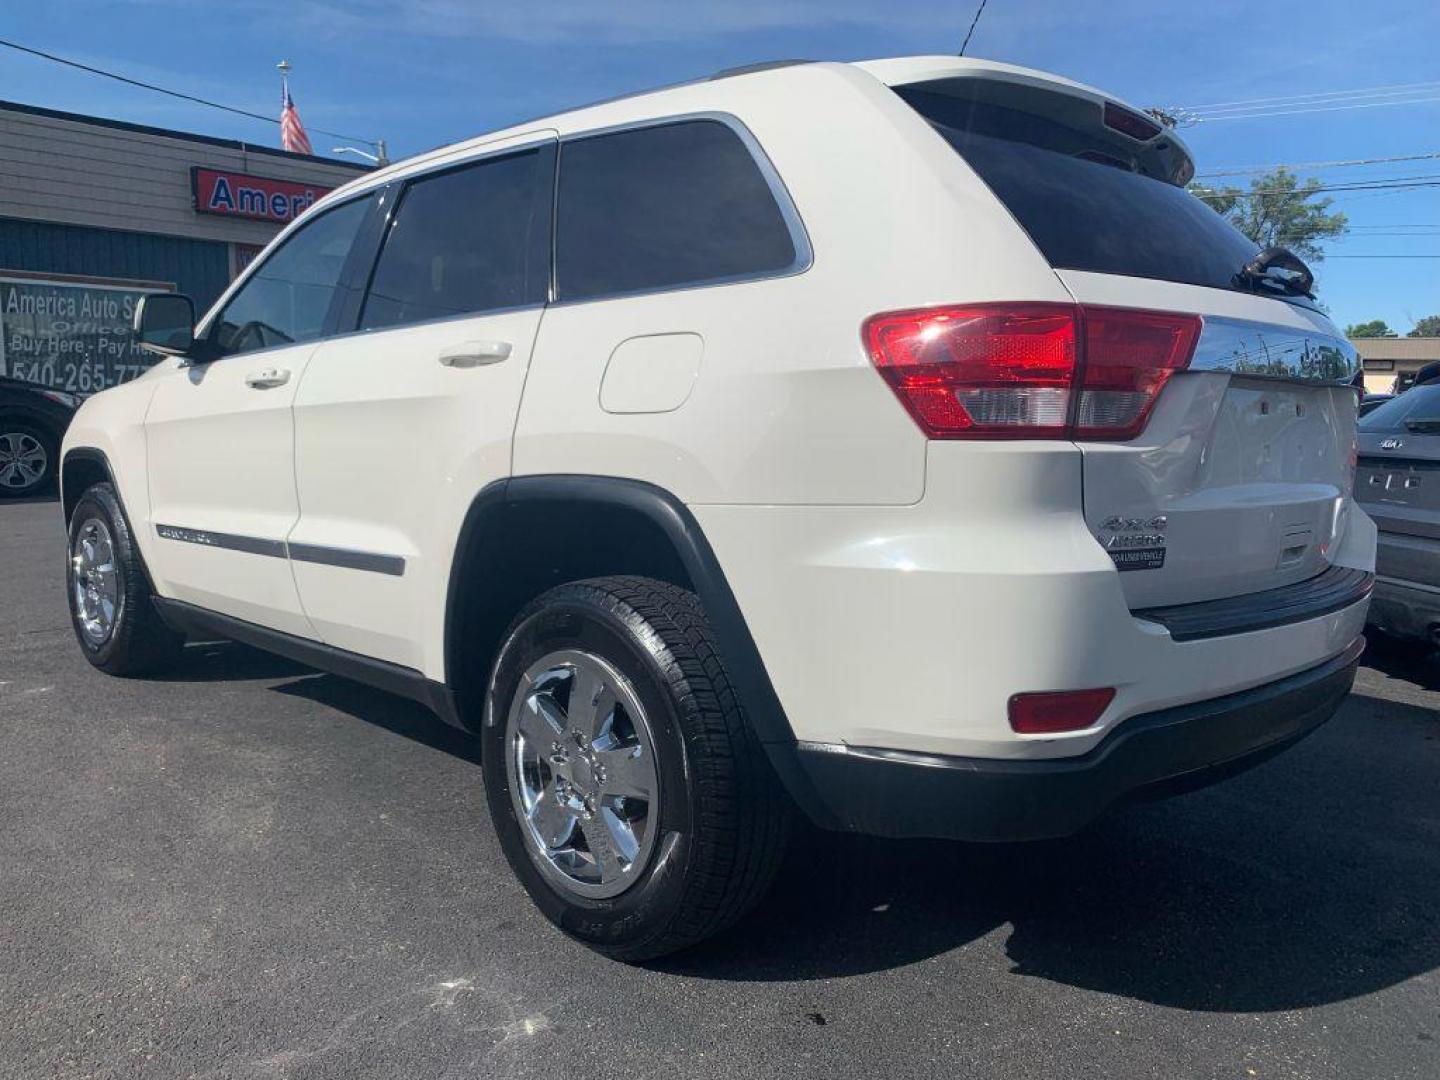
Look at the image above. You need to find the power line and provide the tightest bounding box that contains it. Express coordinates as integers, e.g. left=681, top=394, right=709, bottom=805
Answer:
left=1324, top=255, right=1440, bottom=259
left=1197, top=152, right=1440, bottom=178
left=1194, top=87, right=1440, bottom=117
left=1194, top=96, right=1440, bottom=122
left=0, top=36, right=379, bottom=148
left=959, top=0, right=989, bottom=56
left=1192, top=175, right=1440, bottom=200
left=1184, top=80, right=1440, bottom=112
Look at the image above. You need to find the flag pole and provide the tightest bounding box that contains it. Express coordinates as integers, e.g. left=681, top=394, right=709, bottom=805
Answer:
left=276, top=59, right=291, bottom=109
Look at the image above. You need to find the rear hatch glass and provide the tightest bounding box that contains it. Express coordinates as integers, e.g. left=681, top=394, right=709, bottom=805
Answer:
left=895, top=77, right=1362, bottom=611
left=896, top=82, right=1269, bottom=298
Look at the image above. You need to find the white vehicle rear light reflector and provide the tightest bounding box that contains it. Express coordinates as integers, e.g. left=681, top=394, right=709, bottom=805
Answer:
left=863, top=303, right=1201, bottom=441
left=1009, top=687, right=1116, bottom=734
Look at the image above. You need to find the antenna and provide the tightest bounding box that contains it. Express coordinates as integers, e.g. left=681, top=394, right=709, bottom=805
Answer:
left=959, top=0, right=989, bottom=56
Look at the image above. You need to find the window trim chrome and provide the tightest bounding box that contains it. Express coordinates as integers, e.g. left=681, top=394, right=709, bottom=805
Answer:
left=548, top=110, right=814, bottom=308
left=187, top=111, right=813, bottom=360
left=1189, top=316, right=1361, bottom=385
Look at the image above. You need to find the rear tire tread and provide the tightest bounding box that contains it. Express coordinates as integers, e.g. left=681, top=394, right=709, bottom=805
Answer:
left=512, top=575, right=791, bottom=961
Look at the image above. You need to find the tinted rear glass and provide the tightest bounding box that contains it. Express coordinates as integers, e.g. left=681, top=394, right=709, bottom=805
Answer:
left=555, top=120, right=797, bottom=302
left=1360, top=384, right=1440, bottom=432
left=897, top=88, right=1262, bottom=293
left=361, top=145, right=553, bottom=331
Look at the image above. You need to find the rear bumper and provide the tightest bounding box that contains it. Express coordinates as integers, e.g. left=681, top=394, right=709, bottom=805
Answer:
left=790, top=636, right=1362, bottom=842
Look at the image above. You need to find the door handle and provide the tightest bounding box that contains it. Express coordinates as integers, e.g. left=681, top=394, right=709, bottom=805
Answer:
left=438, top=340, right=512, bottom=368
left=244, top=367, right=291, bottom=389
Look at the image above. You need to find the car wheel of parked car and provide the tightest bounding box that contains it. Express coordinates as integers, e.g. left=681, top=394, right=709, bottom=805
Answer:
left=0, top=417, right=58, bottom=498
left=66, top=482, right=184, bottom=675
left=483, top=576, right=791, bottom=961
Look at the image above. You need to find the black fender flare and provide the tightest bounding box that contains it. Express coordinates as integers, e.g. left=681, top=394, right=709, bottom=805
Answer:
left=444, top=475, right=837, bottom=826
left=59, top=446, right=119, bottom=523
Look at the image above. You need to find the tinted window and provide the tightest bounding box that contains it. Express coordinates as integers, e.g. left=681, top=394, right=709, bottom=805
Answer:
left=898, top=90, right=1262, bottom=294
left=556, top=120, right=797, bottom=302
left=361, top=146, right=554, bottom=331
left=212, top=195, right=373, bottom=357
left=1359, top=384, right=1440, bottom=432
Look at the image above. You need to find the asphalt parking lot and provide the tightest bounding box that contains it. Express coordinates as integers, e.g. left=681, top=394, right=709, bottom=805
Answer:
left=2, top=496, right=1438, bottom=1080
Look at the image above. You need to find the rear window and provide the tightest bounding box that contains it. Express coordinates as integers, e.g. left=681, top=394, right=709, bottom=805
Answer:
left=896, top=87, right=1262, bottom=294
left=1359, top=384, right=1440, bottom=432
left=555, top=119, right=798, bottom=302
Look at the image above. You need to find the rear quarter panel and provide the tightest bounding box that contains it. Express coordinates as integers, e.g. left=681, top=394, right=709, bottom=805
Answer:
left=513, top=62, right=1073, bottom=506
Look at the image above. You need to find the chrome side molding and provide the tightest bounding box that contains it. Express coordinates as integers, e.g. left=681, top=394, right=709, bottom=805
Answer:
left=155, top=524, right=405, bottom=577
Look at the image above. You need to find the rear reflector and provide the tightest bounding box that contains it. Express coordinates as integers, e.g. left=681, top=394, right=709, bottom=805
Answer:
left=863, top=303, right=1200, bottom=441
left=1008, top=688, right=1116, bottom=734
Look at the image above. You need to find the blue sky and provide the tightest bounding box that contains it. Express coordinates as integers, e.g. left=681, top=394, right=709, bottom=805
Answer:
left=2, top=0, right=1436, bottom=332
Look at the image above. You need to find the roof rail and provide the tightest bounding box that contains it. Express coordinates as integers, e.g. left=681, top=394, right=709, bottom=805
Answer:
left=709, top=60, right=814, bottom=81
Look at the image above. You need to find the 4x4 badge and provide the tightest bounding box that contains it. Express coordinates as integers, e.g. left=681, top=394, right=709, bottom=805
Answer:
left=1097, top=515, right=1168, bottom=571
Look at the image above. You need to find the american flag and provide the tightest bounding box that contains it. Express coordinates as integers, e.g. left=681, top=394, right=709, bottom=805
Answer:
left=280, top=83, right=313, bottom=155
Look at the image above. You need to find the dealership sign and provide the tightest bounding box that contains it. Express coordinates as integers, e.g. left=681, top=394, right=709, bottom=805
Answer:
left=191, top=167, right=333, bottom=223
left=0, top=272, right=172, bottom=394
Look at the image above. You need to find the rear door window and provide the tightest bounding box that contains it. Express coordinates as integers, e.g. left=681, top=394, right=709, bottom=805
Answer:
left=360, top=144, right=554, bottom=331
left=896, top=86, right=1262, bottom=294
left=555, top=119, right=799, bottom=302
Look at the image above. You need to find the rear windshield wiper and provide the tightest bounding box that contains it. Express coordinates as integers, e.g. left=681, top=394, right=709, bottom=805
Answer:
left=1234, top=246, right=1315, bottom=299
left=1404, top=417, right=1440, bottom=435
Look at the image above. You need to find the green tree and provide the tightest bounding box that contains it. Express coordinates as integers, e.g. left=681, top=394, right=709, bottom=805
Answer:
left=1408, top=314, right=1440, bottom=337
left=1345, top=319, right=1399, bottom=338
left=1189, top=168, right=1347, bottom=263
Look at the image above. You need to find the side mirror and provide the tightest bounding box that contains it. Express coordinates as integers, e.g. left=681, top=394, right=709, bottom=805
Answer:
left=134, top=293, right=196, bottom=357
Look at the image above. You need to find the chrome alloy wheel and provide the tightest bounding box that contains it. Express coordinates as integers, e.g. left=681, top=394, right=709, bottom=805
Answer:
left=71, top=517, right=120, bottom=645
left=505, top=649, right=661, bottom=899
left=0, top=430, right=47, bottom=492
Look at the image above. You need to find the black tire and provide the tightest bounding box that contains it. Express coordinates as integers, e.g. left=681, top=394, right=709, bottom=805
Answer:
left=66, top=482, right=184, bottom=676
left=483, top=575, right=791, bottom=961
left=0, top=414, right=59, bottom=498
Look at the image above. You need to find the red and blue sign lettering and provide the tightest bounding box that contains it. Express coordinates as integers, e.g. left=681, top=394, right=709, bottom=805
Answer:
left=190, top=167, right=334, bottom=223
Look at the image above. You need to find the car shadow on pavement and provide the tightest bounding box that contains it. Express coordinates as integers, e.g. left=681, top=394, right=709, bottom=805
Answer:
left=151, top=640, right=315, bottom=683
left=270, top=668, right=484, bottom=766
left=660, top=696, right=1440, bottom=1012
left=172, top=640, right=1439, bottom=1014
left=3, top=491, right=60, bottom=506
left=1363, top=632, right=1440, bottom=692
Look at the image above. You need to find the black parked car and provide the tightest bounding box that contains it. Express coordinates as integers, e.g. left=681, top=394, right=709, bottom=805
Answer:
left=0, top=377, right=79, bottom=498
left=1356, top=382, right=1440, bottom=646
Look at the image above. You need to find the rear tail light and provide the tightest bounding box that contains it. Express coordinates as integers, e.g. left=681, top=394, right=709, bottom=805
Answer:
left=863, top=303, right=1200, bottom=441
left=1008, top=688, right=1116, bottom=734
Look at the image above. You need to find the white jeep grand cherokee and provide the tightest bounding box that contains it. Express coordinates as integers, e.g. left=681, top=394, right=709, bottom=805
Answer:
left=61, top=57, right=1374, bottom=960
